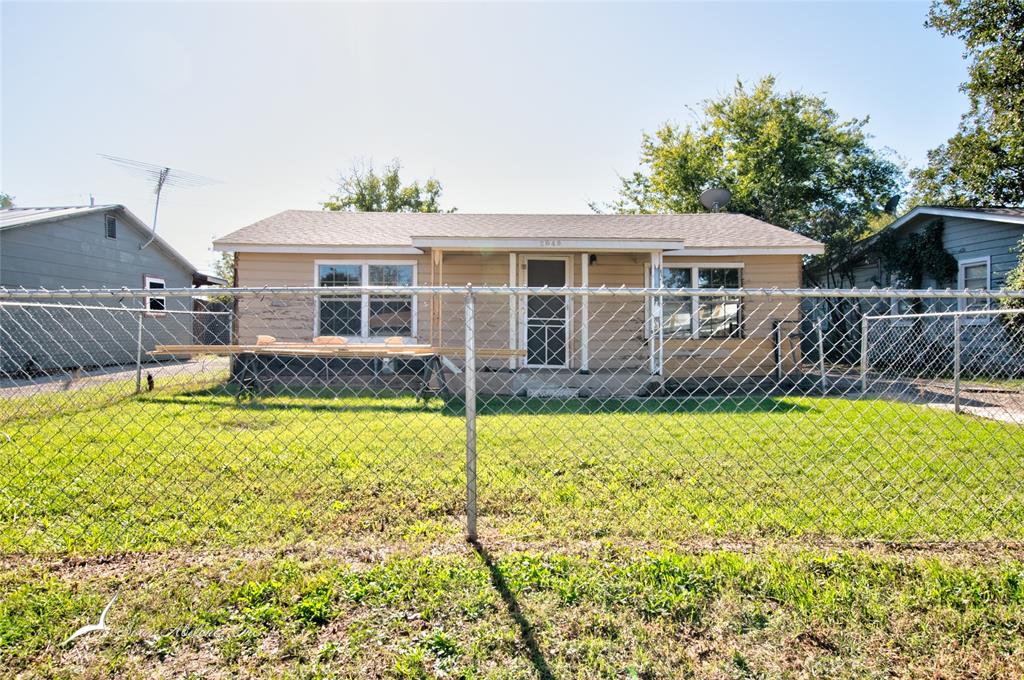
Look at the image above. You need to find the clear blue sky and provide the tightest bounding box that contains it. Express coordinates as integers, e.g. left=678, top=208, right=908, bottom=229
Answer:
left=2, top=1, right=968, bottom=272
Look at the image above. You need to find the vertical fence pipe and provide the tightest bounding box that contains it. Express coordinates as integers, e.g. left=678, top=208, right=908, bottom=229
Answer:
left=860, top=315, right=869, bottom=392
left=817, top=318, right=827, bottom=394
left=953, top=314, right=962, bottom=414
left=134, top=309, right=144, bottom=394
left=773, top=321, right=783, bottom=382
left=464, top=288, right=478, bottom=541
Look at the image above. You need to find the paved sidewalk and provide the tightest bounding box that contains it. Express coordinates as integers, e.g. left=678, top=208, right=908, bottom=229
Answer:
left=0, top=357, right=230, bottom=399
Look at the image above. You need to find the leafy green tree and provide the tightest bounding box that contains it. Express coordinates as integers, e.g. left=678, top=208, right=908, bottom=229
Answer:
left=0, top=193, right=14, bottom=208
left=214, top=251, right=235, bottom=287
left=1000, top=237, right=1024, bottom=331
left=911, top=0, right=1024, bottom=205
left=606, top=77, right=904, bottom=286
left=323, top=159, right=453, bottom=213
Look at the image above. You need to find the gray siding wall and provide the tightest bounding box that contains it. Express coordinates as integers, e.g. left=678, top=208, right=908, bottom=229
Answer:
left=828, top=215, right=1024, bottom=372
left=850, top=215, right=1024, bottom=293
left=0, top=211, right=195, bottom=373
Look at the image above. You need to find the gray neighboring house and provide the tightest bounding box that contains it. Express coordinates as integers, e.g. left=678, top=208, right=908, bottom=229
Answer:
left=0, top=204, right=221, bottom=375
left=824, top=206, right=1024, bottom=375
left=847, top=206, right=1024, bottom=295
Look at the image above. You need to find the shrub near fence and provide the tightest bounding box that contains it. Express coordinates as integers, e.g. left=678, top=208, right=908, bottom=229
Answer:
left=0, top=285, right=1022, bottom=555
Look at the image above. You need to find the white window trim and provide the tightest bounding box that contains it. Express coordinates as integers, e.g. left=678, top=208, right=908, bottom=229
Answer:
left=104, top=215, right=117, bottom=240
left=957, top=256, right=992, bottom=324
left=143, top=275, right=166, bottom=316
left=649, top=264, right=744, bottom=339
left=888, top=297, right=915, bottom=326
left=313, top=260, right=418, bottom=340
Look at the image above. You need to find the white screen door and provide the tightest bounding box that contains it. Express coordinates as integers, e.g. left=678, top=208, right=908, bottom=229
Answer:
left=525, top=258, right=568, bottom=367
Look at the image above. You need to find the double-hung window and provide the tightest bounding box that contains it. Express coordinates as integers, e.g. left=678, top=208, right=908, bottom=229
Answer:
left=316, top=262, right=416, bottom=338
left=657, top=265, right=743, bottom=339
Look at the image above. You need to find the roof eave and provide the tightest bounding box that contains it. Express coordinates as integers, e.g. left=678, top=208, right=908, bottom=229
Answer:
left=213, top=242, right=425, bottom=255
left=664, top=246, right=825, bottom=256
left=880, top=206, right=1024, bottom=236
left=409, top=237, right=687, bottom=251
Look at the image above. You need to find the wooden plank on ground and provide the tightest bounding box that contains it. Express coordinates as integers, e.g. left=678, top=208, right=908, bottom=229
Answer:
left=151, top=343, right=525, bottom=358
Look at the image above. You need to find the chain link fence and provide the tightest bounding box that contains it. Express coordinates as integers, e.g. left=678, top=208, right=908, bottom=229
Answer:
left=1, top=285, right=1022, bottom=554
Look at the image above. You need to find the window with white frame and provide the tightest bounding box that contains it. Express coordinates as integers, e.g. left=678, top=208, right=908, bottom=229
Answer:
left=104, top=215, right=117, bottom=239
left=316, top=262, right=416, bottom=338
left=958, top=257, right=990, bottom=316
left=656, top=265, right=743, bottom=339
left=144, top=275, right=166, bottom=314
left=889, top=295, right=914, bottom=320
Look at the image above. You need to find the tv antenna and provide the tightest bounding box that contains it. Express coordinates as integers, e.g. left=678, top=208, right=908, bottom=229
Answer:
left=699, top=187, right=732, bottom=212
left=100, top=154, right=219, bottom=250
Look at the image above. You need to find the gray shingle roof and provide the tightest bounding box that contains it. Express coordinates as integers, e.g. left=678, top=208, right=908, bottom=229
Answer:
left=214, top=210, right=823, bottom=250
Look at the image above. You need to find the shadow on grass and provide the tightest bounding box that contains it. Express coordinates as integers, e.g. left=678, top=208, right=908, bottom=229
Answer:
left=141, top=385, right=811, bottom=417
left=472, top=395, right=811, bottom=416
left=472, top=540, right=554, bottom=680
left=143, top=386, right=448, bottom=415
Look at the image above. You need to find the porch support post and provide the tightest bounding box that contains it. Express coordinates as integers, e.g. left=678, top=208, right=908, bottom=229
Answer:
left=508, top=252, right=517, bottom=370
left=649, top=251, right=663, bottom=376
left=433, top=248, right=443, bottom=346
left=580, top=252, right=590, bottom=373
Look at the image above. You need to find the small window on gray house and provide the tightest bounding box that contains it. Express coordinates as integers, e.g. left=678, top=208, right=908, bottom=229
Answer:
left=105, top=215, right=117, bottom=239
left=144, top=276, right=166, bottom=314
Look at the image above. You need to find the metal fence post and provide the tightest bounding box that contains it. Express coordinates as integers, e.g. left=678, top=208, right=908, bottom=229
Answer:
left=817, top=318, right=828, bottom=394
left=773, top=320, right=782, bottom=382
left=464, top=287, right=478, bottom=541
left=134, top=309, right=144, bottom=394
left=953, top=314, right=962, bottom=414
left=860, top=315, right=869, bottom=393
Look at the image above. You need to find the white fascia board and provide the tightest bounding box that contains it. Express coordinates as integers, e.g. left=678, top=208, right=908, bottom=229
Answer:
left=885, top=206, right=1024, bottom=233
left=663, top=246, right=825, bottom=256
left=409, top=237, right=686, bottom=251
left=213, top=243, right=424, bottom=255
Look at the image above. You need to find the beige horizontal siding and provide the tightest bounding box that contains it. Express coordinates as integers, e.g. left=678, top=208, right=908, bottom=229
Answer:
left=236, top=252, right=430, bottom=344
left=234, top=251, right=805, bottom=378
left=660, top=255, right=802, bottom=377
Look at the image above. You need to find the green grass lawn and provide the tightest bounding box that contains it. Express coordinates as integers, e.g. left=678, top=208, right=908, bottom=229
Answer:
left=3, top=385, right=1024, bottom=676
left=963, top=377, right=1024, bottom=391
left=3, top=544, right=1022, bottom=677
left=2, top=385, right=1022, bottom=554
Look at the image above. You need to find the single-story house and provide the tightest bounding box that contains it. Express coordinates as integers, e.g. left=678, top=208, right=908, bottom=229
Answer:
left=844, top=205, right=1024, bottom=295
left=814, top=205, right=1024, bottom=375
left=213, top=212, right=823, bottom=394
left=0, top=204, right=224, bottom=374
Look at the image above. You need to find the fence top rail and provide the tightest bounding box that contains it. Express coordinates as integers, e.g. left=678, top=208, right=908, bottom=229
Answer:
left=864, top=307, right=1024, bottom=322
left=2, top=285, right=1024, bottom=300
left=0, top=300, right=232, bottom=315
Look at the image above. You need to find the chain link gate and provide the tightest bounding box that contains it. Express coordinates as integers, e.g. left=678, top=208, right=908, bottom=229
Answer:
left=1, top=285, right=1023, bottom=555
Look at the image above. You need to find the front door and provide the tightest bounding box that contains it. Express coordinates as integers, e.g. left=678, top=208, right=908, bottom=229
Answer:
left=525, top=258, right=568, bottom=367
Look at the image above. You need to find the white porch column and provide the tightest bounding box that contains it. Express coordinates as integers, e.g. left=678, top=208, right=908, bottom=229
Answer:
left=580, top=252, right=590, bottom=373
left=648, top=251, right=663, bottom=375
left=508, top=252, right=517, bottom=370
left=432, top=248, right=444, bottom=346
